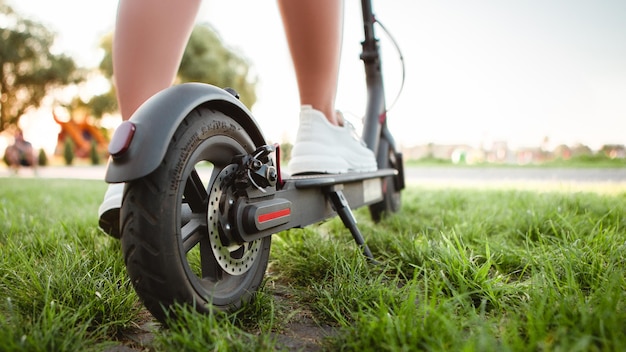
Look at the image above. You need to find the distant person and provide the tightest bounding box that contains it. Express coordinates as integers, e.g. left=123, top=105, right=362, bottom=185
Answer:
left=4, top=129, right=35, bottom=173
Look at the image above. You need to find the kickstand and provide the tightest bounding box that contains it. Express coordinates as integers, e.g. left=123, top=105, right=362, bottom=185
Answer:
left=326, top=185, right=378, bottom=263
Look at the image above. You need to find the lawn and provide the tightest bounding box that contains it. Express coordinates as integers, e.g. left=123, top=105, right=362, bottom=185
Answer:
left=1, top=178, right=625, bottom=351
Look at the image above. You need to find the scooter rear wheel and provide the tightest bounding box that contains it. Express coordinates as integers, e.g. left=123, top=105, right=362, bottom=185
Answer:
left=120, top=107, right=271, bottom=324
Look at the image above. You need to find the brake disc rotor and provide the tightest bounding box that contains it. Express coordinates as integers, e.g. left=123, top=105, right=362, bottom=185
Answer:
left=207, top=164, right=261, bottom=276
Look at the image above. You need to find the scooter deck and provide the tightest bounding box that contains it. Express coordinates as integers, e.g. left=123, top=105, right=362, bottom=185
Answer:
left=287, top=169, right=398, bottom=189
left=283, top=168, right=397, bottom=262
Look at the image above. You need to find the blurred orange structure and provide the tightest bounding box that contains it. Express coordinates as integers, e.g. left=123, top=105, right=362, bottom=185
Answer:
left=53, top=110, right=108, bottom=158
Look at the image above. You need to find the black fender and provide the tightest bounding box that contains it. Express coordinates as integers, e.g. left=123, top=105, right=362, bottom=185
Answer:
left=105, top=83, right=266, bottom=183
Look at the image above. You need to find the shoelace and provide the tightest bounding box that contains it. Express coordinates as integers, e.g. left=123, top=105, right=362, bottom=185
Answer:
left=342, top=119, right=368, bottom=148
left=337, top=110, right=369, bottom=147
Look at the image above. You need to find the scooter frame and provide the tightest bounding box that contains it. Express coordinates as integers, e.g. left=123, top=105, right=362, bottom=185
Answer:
left=104, top=0, right=405, bottom=322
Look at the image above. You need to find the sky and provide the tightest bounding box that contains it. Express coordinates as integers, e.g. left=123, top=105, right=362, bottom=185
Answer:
left=8, top=0, right=626, bottom=153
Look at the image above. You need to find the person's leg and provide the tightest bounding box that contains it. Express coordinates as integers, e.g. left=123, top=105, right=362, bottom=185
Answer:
left=114, top=0, right=202, bottom=120
left=278, top=0, right=377, bottom=174
left=99, top=0, right=201, bottom=238
left=4, top=146, right=18, bottom=172
left=277, top=0, right=343, bottom=126
left=21, top=145, right=35, bottom=172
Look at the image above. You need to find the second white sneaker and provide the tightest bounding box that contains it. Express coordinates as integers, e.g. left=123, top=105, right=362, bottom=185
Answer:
left=98, top=183, right=124, bottom=238
left=288, top=105, right=377, bottom=175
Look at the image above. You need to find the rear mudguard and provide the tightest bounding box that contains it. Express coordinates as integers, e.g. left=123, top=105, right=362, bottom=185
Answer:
left=105, top=83, right=266, bottom=183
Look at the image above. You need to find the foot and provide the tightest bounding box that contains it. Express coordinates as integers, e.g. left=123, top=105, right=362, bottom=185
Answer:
left=98, top=183, right=124, bottom=238
left=288, top=105, right=377, bottom=175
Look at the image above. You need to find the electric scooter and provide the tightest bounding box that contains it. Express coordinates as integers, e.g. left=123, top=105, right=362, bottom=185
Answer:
left=104, top=0, right=405, bottom=324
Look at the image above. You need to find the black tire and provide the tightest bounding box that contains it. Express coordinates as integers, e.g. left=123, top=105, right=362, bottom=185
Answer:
left=369, top=136, right=402, bottom=222
left=120, top=107, right=271, bottom=324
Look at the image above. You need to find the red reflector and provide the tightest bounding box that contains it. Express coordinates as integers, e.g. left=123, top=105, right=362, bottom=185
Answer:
left=274, top=143, right=284, bottom=187
left=108, top=121, right=136, bottom=158
left=258, top=208, right=291, bottom=223
left=379, top=111, right=387, bottom=124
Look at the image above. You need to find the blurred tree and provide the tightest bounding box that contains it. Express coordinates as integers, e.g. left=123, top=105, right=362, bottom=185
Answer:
left=599, top=144, right=626, bottom=159
left=570, top=143, right=593, bottom=158
left=88, top=23, right=257, bottom=117
left=0, top=1, right=84, bottom=131
left=86, top=32, right=117, bottom=118
left=89, top=139, right=100, bottom=165
left=179, top=24, right=257, bottom=108
left=37, top=148, right=47, bottom=166
left=553, top=144, right=572, bottom=160
left=63, top=138, right=74, bottom=165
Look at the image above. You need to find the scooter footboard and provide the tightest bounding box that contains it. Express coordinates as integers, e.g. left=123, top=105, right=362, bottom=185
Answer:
left=233, top=169, right=397, bottom=242
left=292, top=169, right=395, bottom=207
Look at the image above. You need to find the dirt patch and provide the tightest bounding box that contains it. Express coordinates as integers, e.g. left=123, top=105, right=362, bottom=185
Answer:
left=106, top=309, right=159, bottom=352
left=271, top=313, right=336, bottom=352
left=105, top=285, right=338, bottom=351
left=270, top=285, right=337, bottom=351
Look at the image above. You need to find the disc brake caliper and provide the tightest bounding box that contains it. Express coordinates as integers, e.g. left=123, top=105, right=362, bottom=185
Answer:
left=232, top=145, right=278, bottom=193
left=210, top=146, right=278, bottom=249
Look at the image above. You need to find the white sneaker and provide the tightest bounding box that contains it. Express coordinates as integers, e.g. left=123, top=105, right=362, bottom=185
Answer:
left=98, top=183, right=124, bottom=238
left=288, top=105, right=377, bottom=175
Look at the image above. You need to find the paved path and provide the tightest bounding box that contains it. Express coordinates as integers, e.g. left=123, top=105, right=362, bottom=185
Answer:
left=404, top=166, right=626, bottom=184
left=0, top=165, right=109, bottom=181
left=2, top=165, right=626, bottom=189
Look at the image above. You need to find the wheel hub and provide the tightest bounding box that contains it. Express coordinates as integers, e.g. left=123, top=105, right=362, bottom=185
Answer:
left=207, top=165, right=261, bottom=276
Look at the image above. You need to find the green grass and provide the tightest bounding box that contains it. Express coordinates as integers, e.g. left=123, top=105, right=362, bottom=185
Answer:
left=1, top=178, right=625, bottom=351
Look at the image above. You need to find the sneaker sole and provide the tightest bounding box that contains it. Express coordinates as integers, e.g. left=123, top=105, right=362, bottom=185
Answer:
left=98, top=208, right=121, bottom=239
left=289, top=154, right=377, bottom=175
